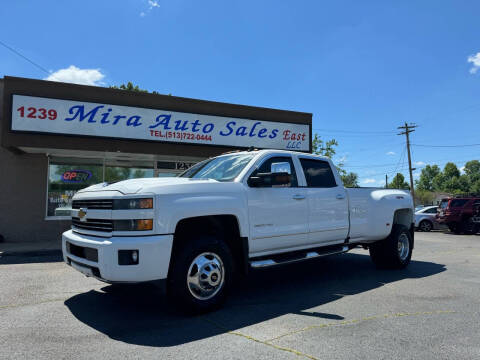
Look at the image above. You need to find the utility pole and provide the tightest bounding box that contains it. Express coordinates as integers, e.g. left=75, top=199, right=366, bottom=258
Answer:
left=397, top=123, right=417, bottom=201
left=385, top=174, right=388, bottom=188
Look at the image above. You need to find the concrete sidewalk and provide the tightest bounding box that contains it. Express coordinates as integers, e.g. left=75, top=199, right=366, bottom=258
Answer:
left=0, top=241, right=61, bottom=257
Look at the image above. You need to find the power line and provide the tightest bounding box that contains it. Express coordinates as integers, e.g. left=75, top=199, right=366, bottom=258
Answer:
left=313, top=128, right=396, bottom=135
left=361, top=157, right=479, bottom=178
left=392, top=144, right=406, bottom=175
left=412, top=143, right=480, bottom=148
left=0, top=40, right=50, bottom=75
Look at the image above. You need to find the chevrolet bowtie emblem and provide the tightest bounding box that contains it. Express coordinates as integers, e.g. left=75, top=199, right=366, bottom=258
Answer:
left=78, top=208, right=88, bottom=222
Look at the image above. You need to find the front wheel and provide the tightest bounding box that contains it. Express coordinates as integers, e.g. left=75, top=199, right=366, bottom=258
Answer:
left=419, top=220, right=433, bottom=232
left=167, top=236, right=233, bottom=314
left=369, top=224, right=413, bottom=269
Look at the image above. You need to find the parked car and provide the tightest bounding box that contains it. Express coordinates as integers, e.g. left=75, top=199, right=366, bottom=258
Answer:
left=415, top=206, right=443, bottom=232
left=437, top=196, right=480, bottom=234
left=62, top=149, right=414, bottom=313
left=415, top=205, right=425, bottom=212
left=472, top=201, right=480, bottom=224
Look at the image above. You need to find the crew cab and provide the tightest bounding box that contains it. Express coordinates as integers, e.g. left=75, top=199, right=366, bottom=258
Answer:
left=62, top=150, right=414, bottom=312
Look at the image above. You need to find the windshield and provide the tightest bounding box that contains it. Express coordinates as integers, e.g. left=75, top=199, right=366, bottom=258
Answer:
left=439, top=200, right=449, bottom=209
left=179, top=153, right=255, bottom=181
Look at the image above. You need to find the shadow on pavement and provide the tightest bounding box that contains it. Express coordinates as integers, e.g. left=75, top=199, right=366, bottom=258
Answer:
left=64, top=252, right=445, bottom=347
left=0, top=250, right=62, bottom=265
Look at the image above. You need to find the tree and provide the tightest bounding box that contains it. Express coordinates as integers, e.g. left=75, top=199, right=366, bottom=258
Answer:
left=429, top=162, right=468, bottom=194
left=471, top=179, right=480, bottom=194
left=414, top=159, right=480, bottom=194
left=311, top=133, right=338, bottom=158
left=110, top=82, right=157, bottom=94
left=464, top=160, right=480, bottom=177
left=443, top=162, right=461, bottom=179
left=110, top=82, right=170, bottom=95
left=415, top=189, right=435, bottom=205
left=388, top=173, right=410, bottom=190
left=341, top=172, right=359, bottom=188
left=464, top=160, right=480, bottom=190
left=416, top=165, right=440, bottom=191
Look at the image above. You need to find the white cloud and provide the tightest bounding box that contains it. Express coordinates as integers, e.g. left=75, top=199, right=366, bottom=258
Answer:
left=363, top=178, right=376, bottom=184
left=386, top=151, right=396, bottom=156
left=414, top=161, right=426, bottom=166
left=460, top=166, right=466, bottom=174
left=45, top=65, right=105, bottom=86
left=468, top=52, right=480, bottom=74
left=140, top=0, right=160, bottom=16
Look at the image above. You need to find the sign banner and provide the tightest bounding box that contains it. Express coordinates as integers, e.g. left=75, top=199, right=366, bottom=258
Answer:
left=11, top=95, right=310, bottom=151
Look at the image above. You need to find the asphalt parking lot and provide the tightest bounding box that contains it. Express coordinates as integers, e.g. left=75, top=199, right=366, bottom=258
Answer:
left=1, top=231, right=479, bottom=360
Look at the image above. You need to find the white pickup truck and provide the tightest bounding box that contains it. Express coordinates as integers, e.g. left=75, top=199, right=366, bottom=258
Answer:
left=62, top=149, right=414, bottom=312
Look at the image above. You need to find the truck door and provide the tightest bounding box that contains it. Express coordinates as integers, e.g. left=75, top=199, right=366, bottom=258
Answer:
left=246, top=155, right=308, bottom=256
left=298, top=158, right=349, bottom=246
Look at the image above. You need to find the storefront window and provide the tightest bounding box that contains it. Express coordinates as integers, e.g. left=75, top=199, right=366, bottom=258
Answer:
left=105, top=160, right=154, bottom=183
left=47, top=157, right=154, bottom=218
left=47, top=158, right=103, bottom=217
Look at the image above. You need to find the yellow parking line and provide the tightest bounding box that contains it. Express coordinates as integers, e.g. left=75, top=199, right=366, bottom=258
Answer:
left=205, top=317, right=319, bottom=360
left=0, top=297, right=68, bottom=310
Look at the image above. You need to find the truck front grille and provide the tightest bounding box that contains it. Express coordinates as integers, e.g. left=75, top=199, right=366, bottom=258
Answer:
left=72, top=199, right=113, bottom=210
left=72, top=217, right=113, bottom=232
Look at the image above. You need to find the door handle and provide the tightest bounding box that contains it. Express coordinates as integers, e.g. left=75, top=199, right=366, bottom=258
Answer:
left=336, top=194, right=345, bottom=200
left=292, top=194, right=306, bottom=200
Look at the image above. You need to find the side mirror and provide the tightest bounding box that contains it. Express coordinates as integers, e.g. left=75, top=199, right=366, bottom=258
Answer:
left=248, top=172, right=291, bottom=187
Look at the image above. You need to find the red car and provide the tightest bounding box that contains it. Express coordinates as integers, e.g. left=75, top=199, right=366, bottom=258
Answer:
left=437, top=196, right=480, bottom=234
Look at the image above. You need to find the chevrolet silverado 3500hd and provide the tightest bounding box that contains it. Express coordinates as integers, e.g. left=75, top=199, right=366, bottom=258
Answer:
left=63, top=149, right=414, bottom=312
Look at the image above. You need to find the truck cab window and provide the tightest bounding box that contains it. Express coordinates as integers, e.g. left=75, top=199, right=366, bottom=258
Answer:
left=299, top=158, right=337, bottom=188
left=250, top=156, right=298, bottom=187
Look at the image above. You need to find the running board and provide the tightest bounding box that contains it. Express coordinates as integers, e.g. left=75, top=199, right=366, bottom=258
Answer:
left=249, top=245, right=349, bottom=269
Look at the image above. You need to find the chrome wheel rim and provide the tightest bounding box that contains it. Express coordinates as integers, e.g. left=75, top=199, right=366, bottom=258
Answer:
left=187, top=252, right=225, bottom=301
left=397, top=233, right=410, bottom=261
left=420, top=221, right=431, bottom=231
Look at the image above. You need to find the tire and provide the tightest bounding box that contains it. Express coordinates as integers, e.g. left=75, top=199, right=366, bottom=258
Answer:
left=461, top=218, right=479, bottom=235
left=167, top=236, right=233, bottom=314
left=369, top=224, right=413, bottom=269
left=419, top=220, right=433, bottom=232
left=449, top=222, right=461, bottom=234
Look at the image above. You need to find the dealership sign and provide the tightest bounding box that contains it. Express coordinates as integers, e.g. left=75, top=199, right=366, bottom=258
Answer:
left=11, top=95, right=310, bottom=151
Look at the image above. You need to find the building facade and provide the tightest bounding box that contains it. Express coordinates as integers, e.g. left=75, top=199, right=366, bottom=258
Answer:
left=0, top=76, right=312, bottom=243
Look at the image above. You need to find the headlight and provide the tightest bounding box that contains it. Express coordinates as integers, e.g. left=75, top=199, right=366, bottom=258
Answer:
left=114, top=219, right=153, bottom=231
left=113, top=198, right=153, bottom=210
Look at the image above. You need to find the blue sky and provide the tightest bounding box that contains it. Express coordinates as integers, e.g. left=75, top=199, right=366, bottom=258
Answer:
left=1, top=0, right=479, bottom=185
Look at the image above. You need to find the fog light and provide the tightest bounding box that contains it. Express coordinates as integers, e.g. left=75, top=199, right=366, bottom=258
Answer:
left=118, top=250, right=139, bottom=265
left=131, top=250, right=138, bottom=263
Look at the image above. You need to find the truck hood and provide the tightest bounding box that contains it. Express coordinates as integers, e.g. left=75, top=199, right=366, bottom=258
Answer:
left=78, top=177, right=219, bottom=195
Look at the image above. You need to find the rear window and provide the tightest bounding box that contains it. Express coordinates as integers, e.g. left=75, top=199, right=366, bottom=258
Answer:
left=449, top=199, right=468, bottom=208
left=299, top=159, right=337, bottom=188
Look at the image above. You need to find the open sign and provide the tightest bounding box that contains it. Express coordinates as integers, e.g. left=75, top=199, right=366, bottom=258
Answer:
left=61, top=170, right=92, bottom=183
